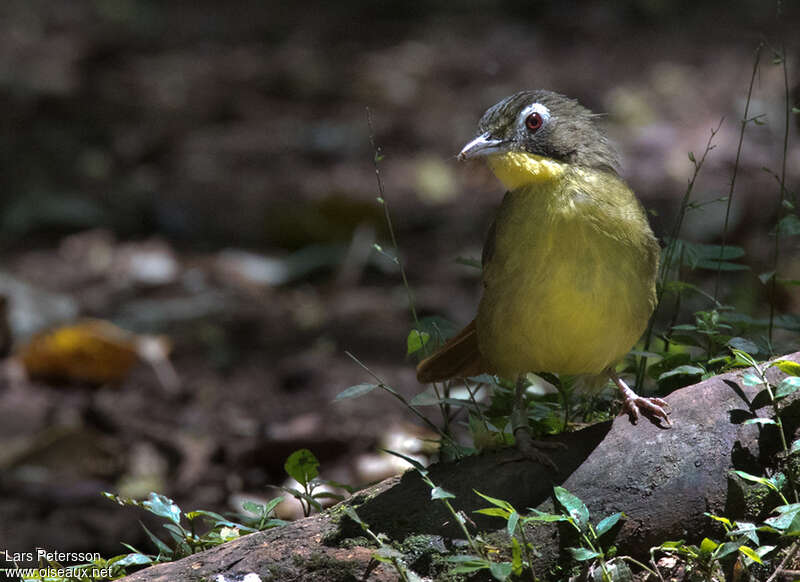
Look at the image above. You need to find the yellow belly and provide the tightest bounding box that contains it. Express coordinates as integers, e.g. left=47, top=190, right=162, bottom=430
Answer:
left=476, top=170, right=657, bottom=378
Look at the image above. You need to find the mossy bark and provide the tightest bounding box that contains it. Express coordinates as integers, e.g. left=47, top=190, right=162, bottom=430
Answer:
left=122, top=352, right=800, bottom=581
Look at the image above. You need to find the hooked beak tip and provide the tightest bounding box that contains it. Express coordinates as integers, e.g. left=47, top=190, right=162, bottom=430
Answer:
left=458, top=133, right=504, bottom=161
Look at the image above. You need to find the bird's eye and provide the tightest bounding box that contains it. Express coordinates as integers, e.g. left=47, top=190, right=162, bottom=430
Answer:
left=525, top=112, right=543, bottom=132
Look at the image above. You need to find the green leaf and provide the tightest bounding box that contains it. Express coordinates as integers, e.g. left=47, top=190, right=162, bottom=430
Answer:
left=658, top=365, right=705, bottom=382
left=713, top=541, right=740, bottom=559
left=554, top=486, right=589, bottom=528
left=738, top=545, right=762, bottom=563
left=344, top=506, right=365, bottom=527
left=758, top=270, right=775, bottom=284
left=406, top=329, right=430, bottom=356
left=791, top=439, right=800, bottom=454
left=474, top=490, right=516, bottom=512
left=447, top=555, right=491, bottom=573
left=431, top=486, right=455, bottom=500
left=699, top=537, right=719, bottom=554
left=775, top=377, right=800, bottom=399
left=727, top=337, right=759, bottom=354
left=704, top=513, right=731, bottom=527
left=455, top=256, right=482, bottom=270
left=142, top=493, right=182, bottom=525
left=284, top=449, right=319, bottom=485
left=776, top=214, right=800, bottom=237
left=731, top=349, right=759, bottom=369
left=410, top=389, right=443, bottom=406
left=523, top=509, right=568, bottom=523
left=476, top=507, right=511, bottom=518
left=335, top=383, right=379, bottom=400
left=742, top=417, right=777, bottom=426
left=596, top=512, right=625, bottom=537
left=511, top=538, right=523, bottom=575
left=567, top=547, right=600, bottom=561
left=507, top=511, right=519, bottom=537
left=489, top=561, right=513, bottom=581
left=140, top=521, right=173, bottom=557
left=731, top=470, right=772, bottom=487
left=741, top=372, right=763, bottom=386
left=774, top=360, right=800, bottom=376
left=115, top=552, right=154, bottom=567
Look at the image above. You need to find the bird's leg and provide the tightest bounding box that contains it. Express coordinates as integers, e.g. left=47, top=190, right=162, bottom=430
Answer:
left=509, top=375, right=562, bottom=468
left=609, top=369, right=671, bottom=427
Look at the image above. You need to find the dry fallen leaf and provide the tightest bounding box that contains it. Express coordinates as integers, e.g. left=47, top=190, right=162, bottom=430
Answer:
left=19, top=319, right=179, bottom=390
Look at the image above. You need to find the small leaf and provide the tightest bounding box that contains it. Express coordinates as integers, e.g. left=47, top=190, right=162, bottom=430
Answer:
left=704, top=513, right=731, bottom=527
left=406, top=329, right=430, bottom=356
left=731, top=470, right=771, bottom=486
left=758, top=270, right=775, bottom=285
left=475, top=507, right=511, bottom=518
left=596, top=512, right=625, bottom=537
left=699, top=537, right=719, bottom=554
left=738, top=545, right=762, bottom=563
left=567, top=547, right=600, bottom=561
left=727, top=337, right=759, bottom=354
left=791, top=439, right=800, bottom=454
left=474, top=490, right=516, bottom=512
left=776, top=214, right=800, bottom=237
left=775, top=377, right=800, bottom=399
left=507, top=511, right=519, bottom=537
left=741, top=372, right=763, bottom=386
left=431, top=486, right=456, bottom=500
left=658, top=365, right=705, bottom=381
left=142, top=493, right=182, bottom=525
left=688, top=151, right=695, bottom=162
left=284, top=449, right=319, bottom=485
left=523, top=509, right=568, bottom=523
left=344, top=506, right=365, bottom=527
left=713, top=541, right=740, bottom=559
left=554, top=486, right=589, bottom=528
left=113, top=553, right=153, bottom=567
left=489, top=561, right=513, bottom=581
left=742, top=417, right=777, bottom=426
left=335, top=383, right=379, bottom=400
left=774, top=360, right=800, bottom=376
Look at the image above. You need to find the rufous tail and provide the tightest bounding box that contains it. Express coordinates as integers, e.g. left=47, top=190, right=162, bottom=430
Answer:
left=416, top=319, right=488, bottom=382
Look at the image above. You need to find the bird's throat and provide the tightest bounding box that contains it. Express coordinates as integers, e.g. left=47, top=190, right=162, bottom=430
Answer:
left=487, top=152, right=568, bottom=191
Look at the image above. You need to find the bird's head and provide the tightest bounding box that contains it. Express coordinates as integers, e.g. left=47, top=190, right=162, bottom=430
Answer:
left=459, top=90, right=618, bottom=189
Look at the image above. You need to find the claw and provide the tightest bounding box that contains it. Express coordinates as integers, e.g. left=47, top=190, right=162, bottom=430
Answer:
left=609, top=370, right=672, bottom=428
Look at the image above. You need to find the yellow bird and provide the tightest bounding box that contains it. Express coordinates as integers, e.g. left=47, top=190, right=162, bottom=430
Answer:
left=416, top=90, right=670, bottom=460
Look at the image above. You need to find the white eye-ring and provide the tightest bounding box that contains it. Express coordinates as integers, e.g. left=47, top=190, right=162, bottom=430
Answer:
left=519, top=103, right=550, bottom=133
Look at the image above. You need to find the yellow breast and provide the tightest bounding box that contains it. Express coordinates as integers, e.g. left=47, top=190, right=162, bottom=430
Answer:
left=476, top=153, right=658, bottom=378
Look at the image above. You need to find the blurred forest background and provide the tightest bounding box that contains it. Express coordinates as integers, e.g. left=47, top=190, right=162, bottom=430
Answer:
left=0, top=0, right=798, bottom=561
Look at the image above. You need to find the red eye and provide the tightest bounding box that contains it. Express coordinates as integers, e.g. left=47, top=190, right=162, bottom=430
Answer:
left=525, top=112, right=543, bottom=132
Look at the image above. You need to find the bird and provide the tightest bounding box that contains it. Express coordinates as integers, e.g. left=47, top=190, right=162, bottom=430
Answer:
left=416, top=90, right=670, bottom=463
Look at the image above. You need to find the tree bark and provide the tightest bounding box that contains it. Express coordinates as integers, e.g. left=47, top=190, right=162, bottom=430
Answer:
left=122, top=352, right=800, bottom=581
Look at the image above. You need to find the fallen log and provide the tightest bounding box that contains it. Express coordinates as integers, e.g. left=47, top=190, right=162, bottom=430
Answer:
left=123, top=352, right=800, bottom=581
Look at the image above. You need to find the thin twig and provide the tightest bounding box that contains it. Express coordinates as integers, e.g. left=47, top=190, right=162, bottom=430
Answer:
left=713, top=43, right=762, bottom=302
left=766, top=541, right=800, bottom=582
left=366, top=107, right=419, bottom=327
left=636, top=119, right=722, bottom=388
left=345, top=350, right=456, bottom=445
left=768, top=46, right=791, bottom=346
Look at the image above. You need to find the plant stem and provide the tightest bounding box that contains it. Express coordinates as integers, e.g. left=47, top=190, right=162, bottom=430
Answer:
left=636, top=120, right=722, bottom=388
left=345, top=350, right=457, bottom=446
left=366, top=107, right=419, bottom=327
left=768, top=46, right=791, bottom=346
left=713, top=43, right=762, bottom=303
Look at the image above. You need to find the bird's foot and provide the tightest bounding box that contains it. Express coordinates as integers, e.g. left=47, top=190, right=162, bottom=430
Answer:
left=506, top=426, right=565, bottom=470
left=610, top=372, right=671, bottom=427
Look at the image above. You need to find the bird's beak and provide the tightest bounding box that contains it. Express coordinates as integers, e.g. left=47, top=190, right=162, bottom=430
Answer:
left=458, top=133, right=505, bottom=161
